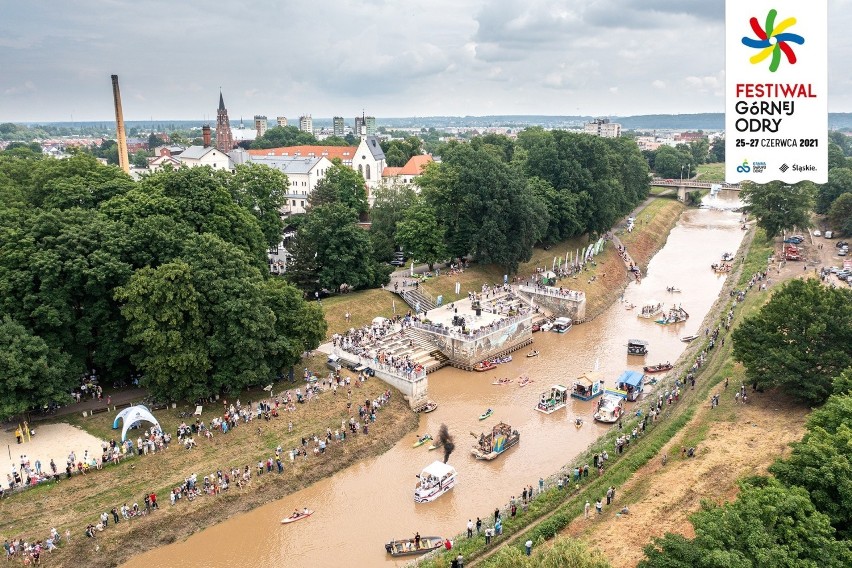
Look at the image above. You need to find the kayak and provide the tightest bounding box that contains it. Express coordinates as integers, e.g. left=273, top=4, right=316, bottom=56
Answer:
left=413, top=434, right=433, bottom=448
left=479, top=409, right=493, bottom=421
left=281, top=509, right=313, bottom=524
left=526, top=351, right=539, bottom=358
left=492, top=378, right=512, bottom=385
left=428, top=442, right=442, bottom=451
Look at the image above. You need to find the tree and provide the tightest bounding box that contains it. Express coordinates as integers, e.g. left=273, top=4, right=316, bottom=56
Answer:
left=833, top=367, right=852, bottom=395
left=147, top=133, right=166, bottom=150
left=0, top=316, right=73, bottom=420
left=261, top=278, right=326, bottom=372
left=395, top=199, right=447, bottom=270
left=653, top=145, right=693, bottom=179
left=640, top=478, right=852, bottom=568
left=308, top=159, right=368, bottom=216
left=368, top=184, right=419, bottom=262
left=817, top=168, right=852, bottom=214
left=131, top=150, right=149, bottom=168
left=827, top=193, right=852, bottom=236
left=250, top=126, right=317, bottom=149
left=732, top=279, right=852, bottom=404
left=227, top=162, right=289, bottom=247
left=689, top=139, right=710, bottom=165
left=828, top=144, right=847, bottom=170
left=381, top=137, right=423, bottom=167
left=116, top=261, right=211, bottom=401
left=770, top=392, right=852, bottom=539
left=739, top=181, right=816, bottom=238
left=709, top=139, right=725, bottom=163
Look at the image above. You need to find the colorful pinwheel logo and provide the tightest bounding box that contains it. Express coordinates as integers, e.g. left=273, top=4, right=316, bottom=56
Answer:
left=742, top=9, right=805, bottom=72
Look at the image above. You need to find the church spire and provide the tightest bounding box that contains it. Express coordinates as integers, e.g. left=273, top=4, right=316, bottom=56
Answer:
left=219, top=89, right=226, bottom=111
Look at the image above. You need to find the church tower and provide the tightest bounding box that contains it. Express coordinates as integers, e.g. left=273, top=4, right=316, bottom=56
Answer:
left=215, top=90, right=234, bottom=152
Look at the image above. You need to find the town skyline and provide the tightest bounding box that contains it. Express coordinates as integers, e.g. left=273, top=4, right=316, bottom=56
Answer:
left=2, top=0, right=852, bottom=122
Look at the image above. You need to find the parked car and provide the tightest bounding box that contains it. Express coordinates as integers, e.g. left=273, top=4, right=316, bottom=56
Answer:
left=824, top=231, right=833, bottom=239
left=836, top=241, right=849, bottom=249
left=813, top=230, right=822, bottom=237
left=326, top=354, right=343, bottom=372
left=839, top=249, right=848, bottom=257
left=783, top=237, right=804, bottom=244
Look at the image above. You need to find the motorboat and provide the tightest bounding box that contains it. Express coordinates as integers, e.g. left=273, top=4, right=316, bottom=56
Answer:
left=479, top=408, right=494, bottom=420
left=414, top=461, right=457, bottom=503
left=535, top=384, right=569, bottom=414
left=385, top=536, right=444, bottom=557
left=637, top=301, right=663, bottom=319
left=539, top=321, right=554, bottom=332
left=681, top=334, right=699, bottom=342
left=627, top=339, right=649, bottom=356
left=281, top=509, right=314, bottom=524
left=615, top=370, right=644, bottom=401
left=412, top=434, right=432, bottom=448
left=552, top=317, right=573, bottom=333
left=571, top=371, right=604, bottom=400
left=471, top=422, right=520, bottom=460
left=593, top=391, right=626, bottom=423
left=643, top=363, right=673, bottom=374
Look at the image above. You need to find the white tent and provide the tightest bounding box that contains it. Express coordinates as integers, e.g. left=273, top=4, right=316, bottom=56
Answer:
left=112, top=405, right=161, bottom=442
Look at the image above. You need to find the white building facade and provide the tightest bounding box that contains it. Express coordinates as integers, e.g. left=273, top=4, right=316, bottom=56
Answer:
left=249, top=155, right=333, bottom=215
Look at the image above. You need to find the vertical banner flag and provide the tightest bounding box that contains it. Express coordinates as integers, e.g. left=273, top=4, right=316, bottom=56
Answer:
left=726, top=0, right=828, bottom=183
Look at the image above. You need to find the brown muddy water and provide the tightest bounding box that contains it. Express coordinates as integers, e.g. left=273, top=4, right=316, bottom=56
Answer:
left=124, top=192, right=744, bottom=568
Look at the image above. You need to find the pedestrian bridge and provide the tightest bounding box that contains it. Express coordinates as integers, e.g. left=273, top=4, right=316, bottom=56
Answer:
left=651, top=178, right=740, bottom=190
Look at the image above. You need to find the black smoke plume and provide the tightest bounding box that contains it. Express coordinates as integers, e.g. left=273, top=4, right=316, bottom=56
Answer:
left=439, top=424, right=454, bottom=463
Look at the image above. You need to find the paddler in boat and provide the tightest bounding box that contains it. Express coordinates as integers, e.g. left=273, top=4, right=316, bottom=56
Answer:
left=414, top=532, right=421, bottom=549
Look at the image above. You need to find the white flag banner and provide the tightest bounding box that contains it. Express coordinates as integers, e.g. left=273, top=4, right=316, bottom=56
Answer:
left=726, top=0, right=828, bottom=184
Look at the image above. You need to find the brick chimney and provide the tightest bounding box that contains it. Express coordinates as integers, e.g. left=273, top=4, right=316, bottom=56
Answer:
left=202, top=124, right=211, bottom=148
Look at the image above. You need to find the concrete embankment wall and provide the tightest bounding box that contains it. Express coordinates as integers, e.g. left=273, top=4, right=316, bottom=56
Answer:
left=334, top=350, right=428, bottom=406
left=428, top=314, right=534, bottom=369
left=517, top=291, right=587, bottom=321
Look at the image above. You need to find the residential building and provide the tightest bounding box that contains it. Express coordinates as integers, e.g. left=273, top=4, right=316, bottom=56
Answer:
left=333, top=116, right=345, bottom=137
left=178, top=126, right=234, bottom=171
left=352, top=136, right=386, bottom=203
left=382, top=154, right=434, bottom=187
left=276, top=116, right=288, bottom=127
left=254, top=115, right=268, bottom=138
left=299, top=115, right=313, bottom=134
left=584, top=118, right=621, bottom=138
left=147, top=153, right=181, bottom=172
left=249, top=155, right=333, bottom=215
left=354, top=114, right=377, bottom=137
left=215, top=91, right=234, bottom=152
left=247, top=145, right=357, bottom=165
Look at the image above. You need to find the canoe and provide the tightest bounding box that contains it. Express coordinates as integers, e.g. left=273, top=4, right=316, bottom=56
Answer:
left=518, top=377, right=533, bottom=387
left=643, top=363, right=673, bottom=374
left=479, top=409, right=493, bottom=421
left=526, top=351, right=539, bottom=358
left=491, top=378, right=512, bottom=385
left=385, top=536, right=444, bottom=557
left=281, top=509, right=313, bottom=524
left=681, top=335, right=699, bottom=342
left=413, top=435, right=432, bottom=448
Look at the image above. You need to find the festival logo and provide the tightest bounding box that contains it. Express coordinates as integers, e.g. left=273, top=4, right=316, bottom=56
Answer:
left=741, top=9, right=805, bottom=72
left=736, top=160, right=751, bottom=173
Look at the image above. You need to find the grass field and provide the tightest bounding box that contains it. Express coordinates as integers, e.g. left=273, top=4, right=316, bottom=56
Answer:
left=321, top=288, right=399, bottom=338
left=695, top=163, right=726, bottom=183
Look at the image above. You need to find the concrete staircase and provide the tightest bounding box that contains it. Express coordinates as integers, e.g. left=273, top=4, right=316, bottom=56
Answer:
left=368, top=327, right=448, bottom=374
left=400, top=288, right=437, bottom=313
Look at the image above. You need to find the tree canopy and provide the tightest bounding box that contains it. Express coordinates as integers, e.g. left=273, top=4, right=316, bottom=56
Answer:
left=732, top=279, right=852, bottom=405
left=739, top=181, right=816, bottom=238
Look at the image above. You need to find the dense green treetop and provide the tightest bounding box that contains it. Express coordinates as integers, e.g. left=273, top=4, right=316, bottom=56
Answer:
left=740, top=181, right=816, bottom=238
left=732, top=279, right=852, bottom=405
left=308, top=158, right=368, bottom=216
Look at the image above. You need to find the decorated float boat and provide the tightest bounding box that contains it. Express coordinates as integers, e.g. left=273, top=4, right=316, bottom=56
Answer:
left=571, top=371, right=604, bottom=401
left=470, top=422, right=520, bottom=460
left=655, top=306, right=689, bottom=325
left=593, top=390, right=626, bottom=423
left=414, top=461, right=457, bottom=503
left=552, top=317, right=573, bottom=333
left=627, top=339, right=649, bottom=356
left=615, top=370, right=644, bottom=401
left=385, top=536, right=445, bottom=557
left=637, top=301, right=663, bottom=319
left=535, top=384, right=569, bottom=414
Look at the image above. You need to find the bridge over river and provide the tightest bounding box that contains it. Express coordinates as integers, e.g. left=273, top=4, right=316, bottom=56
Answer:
left=650, top=178, right=741, bottom=201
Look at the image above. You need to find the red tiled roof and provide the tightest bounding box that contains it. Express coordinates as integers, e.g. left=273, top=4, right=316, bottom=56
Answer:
left=247, top=145, right=356, bottom=161
left=382, top=166, right=402, bottom=177
left=398, top=154, right=433, bottom=176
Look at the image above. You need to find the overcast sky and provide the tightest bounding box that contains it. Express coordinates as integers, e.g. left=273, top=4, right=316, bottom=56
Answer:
left=2, top=0, right=851, bottom=122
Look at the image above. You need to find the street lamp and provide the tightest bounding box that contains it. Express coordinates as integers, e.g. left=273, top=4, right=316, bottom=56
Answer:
left=687, top=164, right=692, bottom=180
left=680, top=165, right=684, bottom=184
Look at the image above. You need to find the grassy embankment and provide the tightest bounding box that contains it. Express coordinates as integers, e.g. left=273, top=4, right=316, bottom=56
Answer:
left=0, top=372, right=418, bottom=568
left=695, top=163, right=726, bottom=183
left=417, top=219, right=771, bottom=567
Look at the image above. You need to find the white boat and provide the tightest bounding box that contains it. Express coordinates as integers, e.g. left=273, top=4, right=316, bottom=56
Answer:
left=681, top=334, right=699, bottom=342
left=414, top=461, right=457, bottom=503
left=552, top=317, right=573, bottom=333
left=535, top=384, right=569, bottom=414
left=637, top=301, right=663, bottom=319
left=593, top=391, right=626, bottom=423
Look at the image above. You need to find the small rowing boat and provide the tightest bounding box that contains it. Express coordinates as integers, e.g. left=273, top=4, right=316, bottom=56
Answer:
left=412, top=434, right=432, bottom=448
left=491, top=377, right=512, bottom=385
left=526, top=350, right=539, bottom=358
left=474, top=361, right=497, bottom=372
left=643, top=363, right=673, bottom=374
left=681, top=334, right=699, bottom=342
left=281, top=509, right=313, bottom=524
left=385, top=535, right=445, bottom=557
left=479, top=408, right=493, bottom=421
left=518, top=376, right=533, bottom=387
left=420, top=401, right=438, bottom=413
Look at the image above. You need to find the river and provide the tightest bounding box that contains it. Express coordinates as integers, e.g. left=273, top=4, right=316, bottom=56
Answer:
left=124, top=191, right=744, bottom=568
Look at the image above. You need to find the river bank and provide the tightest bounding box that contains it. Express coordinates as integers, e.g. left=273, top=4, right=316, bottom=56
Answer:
left=0, top=376, right=418, bottom=568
